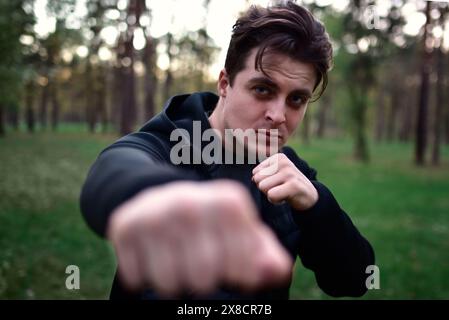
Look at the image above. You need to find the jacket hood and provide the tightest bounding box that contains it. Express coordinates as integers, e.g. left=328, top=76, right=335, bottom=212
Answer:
left=139, top=91, right=219, bottom=136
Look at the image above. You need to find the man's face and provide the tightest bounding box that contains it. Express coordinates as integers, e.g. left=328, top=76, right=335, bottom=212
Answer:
left=214, top=47, right=316, bottom=157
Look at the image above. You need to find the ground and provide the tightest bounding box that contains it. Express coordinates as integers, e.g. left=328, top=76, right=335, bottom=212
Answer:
left=1, top=124, right=448, bottom=299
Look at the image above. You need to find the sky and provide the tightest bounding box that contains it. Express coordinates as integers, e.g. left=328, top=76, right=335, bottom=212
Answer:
left=32, top=0, right=276, bottom=76
left=31, top=0, right=449, bottom=78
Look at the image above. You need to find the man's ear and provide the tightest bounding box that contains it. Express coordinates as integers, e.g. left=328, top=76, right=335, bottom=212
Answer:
left=217, top=69, right=229, bottom=98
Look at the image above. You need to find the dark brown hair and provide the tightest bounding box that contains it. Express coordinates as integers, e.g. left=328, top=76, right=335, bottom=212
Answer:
left=224, top=1, right=333, bottom=100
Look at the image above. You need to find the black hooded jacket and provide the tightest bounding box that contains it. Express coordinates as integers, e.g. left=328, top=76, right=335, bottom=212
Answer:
left=80, top=91, right=375, bottom=299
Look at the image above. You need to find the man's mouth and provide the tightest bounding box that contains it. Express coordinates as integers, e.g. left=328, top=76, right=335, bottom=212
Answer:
left=256, top=129, right=282, bottom=140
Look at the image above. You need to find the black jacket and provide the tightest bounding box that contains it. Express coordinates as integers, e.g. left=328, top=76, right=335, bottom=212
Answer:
left=80, top=91, right=375, bottom=299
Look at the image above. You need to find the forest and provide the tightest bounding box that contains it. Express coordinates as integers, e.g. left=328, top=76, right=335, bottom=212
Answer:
left=0, top=0, right=448, bottom=299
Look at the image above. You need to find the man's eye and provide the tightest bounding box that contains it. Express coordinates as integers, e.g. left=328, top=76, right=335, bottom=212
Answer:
left=289, top=95, right=305, bottom=107
left=253, top=86, right=271, bottom=95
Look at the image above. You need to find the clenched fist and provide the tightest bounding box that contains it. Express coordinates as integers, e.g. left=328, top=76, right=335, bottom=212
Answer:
left=106, top=180, right=293, bottom=297
left=252, top=153, right=319, bottom=211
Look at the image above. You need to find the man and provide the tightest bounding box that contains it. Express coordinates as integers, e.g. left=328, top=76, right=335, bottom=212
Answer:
left=80, top=1, right=375, bottom=299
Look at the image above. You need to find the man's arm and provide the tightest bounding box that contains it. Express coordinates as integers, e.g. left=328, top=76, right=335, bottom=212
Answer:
left=283, top=147, right=375, bottom=298
left=80, top=133, right=293, bottom=296
left=79, top=132, right=200, bottom=237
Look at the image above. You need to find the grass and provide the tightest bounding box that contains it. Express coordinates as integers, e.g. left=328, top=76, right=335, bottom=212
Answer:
left=0, top=128, right=117, bottom=299
left=288, top=138, right=449, bottom=299
left=1, top=126, right=448, bottom=299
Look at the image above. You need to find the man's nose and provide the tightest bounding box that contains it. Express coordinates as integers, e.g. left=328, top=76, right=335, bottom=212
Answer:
left=265, top=100, right=286, bottom=126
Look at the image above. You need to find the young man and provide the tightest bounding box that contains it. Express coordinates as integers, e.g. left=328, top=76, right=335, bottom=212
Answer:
left=80, top=1, right=375, bottom=299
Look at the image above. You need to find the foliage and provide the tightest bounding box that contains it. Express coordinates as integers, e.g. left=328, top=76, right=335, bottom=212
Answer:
left=0, top=0, right=34, bottom=107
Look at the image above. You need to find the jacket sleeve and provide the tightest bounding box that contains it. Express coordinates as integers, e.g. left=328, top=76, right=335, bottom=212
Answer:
left=79, top=132, right=201, bottom=238
left=283, top=147, right=375, bottom=298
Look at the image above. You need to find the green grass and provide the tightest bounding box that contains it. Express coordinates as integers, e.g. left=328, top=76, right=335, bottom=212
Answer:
left=1, top=128, right=448, bottom=299
left=288, top=138, right=449, bottom=299
left=0, top=129, right=117, bottom=299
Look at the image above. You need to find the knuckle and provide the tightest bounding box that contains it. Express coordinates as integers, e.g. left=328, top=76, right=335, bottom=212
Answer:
left=286, top=168, right=296, bottom=179
left=217, top=190, right=248, bottom=211
left=219, top=202, right=243, bottom=222
left=277, top=153, right=287, bottom=161
left=157, top=281, right=182, bottom=298
left=259, top=181, right=269, bottom=194
left=190, top=270, right=216, bottom=294
left=267, top=189, right=278, bottom=202
left=177, top=202, right=201, bottom=225
left=118, top=267, right=140, bottom=290
left=108, top=213, right=136, bottom=244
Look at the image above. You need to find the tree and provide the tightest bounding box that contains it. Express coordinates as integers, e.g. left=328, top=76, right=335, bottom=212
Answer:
left=315, top=85, right=333, bottom=139
left=143, top=35, right=157, bottom=120
left=84, top=0, right=114, bottom=133
left=30, top=0, right=81, bottom=131
left=431, top=3, right=449, bottom=165
left=117, top=0, right=144, bottom=135
left=24, top=76, right=36, bottom=132
left=0, top=0, right=34, bottom=136
left=159, top=0, right=217, bottom=103
left=415, top=1, right=432, bottom=166
left=313, top=0, right=407, bottom=161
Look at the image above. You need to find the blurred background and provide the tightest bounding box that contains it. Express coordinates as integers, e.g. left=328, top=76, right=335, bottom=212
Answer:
left=0, top=0, right=448, bottom=299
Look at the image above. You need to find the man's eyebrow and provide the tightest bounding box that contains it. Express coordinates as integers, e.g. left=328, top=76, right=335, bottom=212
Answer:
left=247, top=76, right=312, bottom=99
left=247, top=77, right=280, bottom=90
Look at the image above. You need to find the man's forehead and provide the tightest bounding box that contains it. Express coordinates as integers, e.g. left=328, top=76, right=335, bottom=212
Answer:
left=241, top=49, right=316, bottom=91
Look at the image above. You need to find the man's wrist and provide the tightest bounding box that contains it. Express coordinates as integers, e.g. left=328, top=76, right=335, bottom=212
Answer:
left=290, top=185, right=319, bottom=212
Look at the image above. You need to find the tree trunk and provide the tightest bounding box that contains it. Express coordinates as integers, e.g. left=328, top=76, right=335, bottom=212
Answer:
left=315, top=89, right=331, bottom=139
left=120, top=39, right=136, bottom=135
left=144, top=35, right=157, bottom=121
left=301, top=111, right=310, bottom=145
left=431, top=47, right=444, bottom=165
left=445, top=73, right=449, bottom=144
left=97, top=65, right=107, bottom=133
left=86, top=61, right=96, bottom=133
left=25, top=80, right=35, bottom=133
left=163, top=32, right=174, bottom=103
left=398, top=93, right=414, bottom=142
left=446, top=102, right=449, bottom=144
left=39, top=82, right=49, bottom=130
left=119, top=0, right=141, bottom=135
left=100, top=96, right=108, bottom=133
left=415, top=2, right=432, bottom=166
left=8, top=107, right=19, bottom=131
left=375, top=89, right=386, bottom=142
left=386, top=90, right=400, bottom=142
left=163, top=70, right=173, bottom=104
left=351, top=86, right=369, bottom=162
left=50, top=82, right=60, bottom=131
left=111, top=64, right=122, bottom=131
left=0, top=104, right=5, bottom=136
